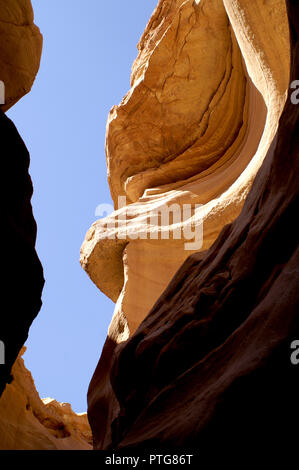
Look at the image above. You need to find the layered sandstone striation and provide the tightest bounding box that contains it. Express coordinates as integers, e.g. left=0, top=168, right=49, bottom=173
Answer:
left=107, top=0, right=299, bottom=448
left=80, top=0, right=294, bottom=450
left=81, top=0, right=289, bottom=340
left=0, top=349, right=92, bottom=450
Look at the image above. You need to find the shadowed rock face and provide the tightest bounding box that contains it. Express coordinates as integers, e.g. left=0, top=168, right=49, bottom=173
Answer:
left=0, top=0, right=43, bottom=397
left=83, top=0, right=299, bottom=452
left=0, top=111, right=44, bottom=397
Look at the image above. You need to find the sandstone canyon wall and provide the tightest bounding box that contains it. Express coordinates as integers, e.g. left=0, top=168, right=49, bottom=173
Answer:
left=0, top=0, right=296, bottom=453
left=0, top=348, right=92, bottom=450
left=81, top=0, right=298, bottom=452
left=0, top=0, right=92, bottom=450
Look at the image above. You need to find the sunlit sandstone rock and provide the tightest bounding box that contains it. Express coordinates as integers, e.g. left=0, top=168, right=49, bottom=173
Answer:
left=0, top=349, right=92, bottom=450
left=0, top=0, right=42, bottom=111
left=80, top=0, right=291, bottom=450
left=81, top=0, right=289, bottom=340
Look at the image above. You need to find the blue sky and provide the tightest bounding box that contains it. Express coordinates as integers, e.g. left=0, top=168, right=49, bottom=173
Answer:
left=7, top=0, right=157, bottom=413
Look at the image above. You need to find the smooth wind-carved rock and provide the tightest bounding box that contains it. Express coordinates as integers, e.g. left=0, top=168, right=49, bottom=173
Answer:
left=80, top=0, right=294, bottom=451
left=0, top=349, right=92, bottom=450
left=81, top=0, right=289, bottom=340
left=0, top=0, right=42, bottom=111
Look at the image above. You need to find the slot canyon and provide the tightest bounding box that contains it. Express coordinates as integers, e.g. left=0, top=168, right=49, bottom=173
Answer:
left=0, top=0, right=298, bottom=454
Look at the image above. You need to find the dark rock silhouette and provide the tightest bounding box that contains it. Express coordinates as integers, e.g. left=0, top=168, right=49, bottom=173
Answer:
left=0, top=111, right=44, bottom=396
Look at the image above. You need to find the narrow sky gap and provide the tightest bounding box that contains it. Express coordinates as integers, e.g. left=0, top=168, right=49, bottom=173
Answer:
left=7, top=0, right=157, bottom=413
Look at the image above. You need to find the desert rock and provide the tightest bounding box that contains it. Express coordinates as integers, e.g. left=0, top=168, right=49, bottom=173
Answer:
left=81, top=0, right=290, bottom=341
left=81, top=0, right=294, bottom=450
left=0, top=349, right=92, bottom=450
left=0, top=0, right=42, bottom=111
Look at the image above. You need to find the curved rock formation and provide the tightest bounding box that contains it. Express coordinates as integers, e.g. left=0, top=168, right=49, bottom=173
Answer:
left=81, top=0, right=289, bottom=339
left=0, top=0, right=42, bottom=111
left=110, top=47, right=299, bottom=450
left=0, top=349, right=92, bottom=450
left=81, top=0, right=295, bottom=451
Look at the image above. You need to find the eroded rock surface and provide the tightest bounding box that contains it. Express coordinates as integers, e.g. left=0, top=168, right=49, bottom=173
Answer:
left=109, top=43, right=299, bottom=449
left=81, top=0, right=289, bottom=340
left=81, top=0, right=295, bottom=451
left=0, top=0, right=42, bottom=111
left=0, top=349, right=92, bottom=450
